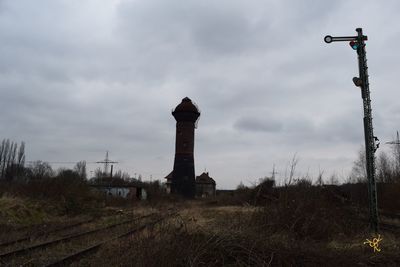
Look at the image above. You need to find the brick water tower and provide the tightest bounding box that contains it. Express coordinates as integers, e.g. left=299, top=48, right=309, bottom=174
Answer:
left=171, top=97, right=200, bottom=198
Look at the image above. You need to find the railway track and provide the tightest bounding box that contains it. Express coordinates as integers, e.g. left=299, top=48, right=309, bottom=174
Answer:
left=354, top=209, right=400, bottom=233
left=0, top=218, right=95, bottom=248
left=44, top=213, right=177, bottom=267
left=0, top=208, right=142, bottom=250
left=0, top=211, right=168, bottom=266
left=327, top=188, right=400, bottom=222
left=0, top=213, right=156, bottom=258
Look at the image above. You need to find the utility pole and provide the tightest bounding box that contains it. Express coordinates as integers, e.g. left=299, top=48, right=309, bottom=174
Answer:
left=324, top=28, right=379, bottom=233
left=386, top=131, right=400, bottom=146
left=96, top=151, right=118, bottom=177
left=270, top=163, right=278, bottom=180
left=386, top=131, right=400, bottom=158
left=386, top=131, right=400, bottom=174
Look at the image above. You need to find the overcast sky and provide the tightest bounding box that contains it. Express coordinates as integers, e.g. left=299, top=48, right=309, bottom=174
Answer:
left=1, top=0, right=399, bottom=189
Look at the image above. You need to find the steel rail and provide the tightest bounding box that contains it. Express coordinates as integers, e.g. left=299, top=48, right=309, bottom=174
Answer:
left=0, top=218, right=95, bottom=248
left=0, top=213, right=156, bottom=259
left=44, top=212, right=178, bottom=267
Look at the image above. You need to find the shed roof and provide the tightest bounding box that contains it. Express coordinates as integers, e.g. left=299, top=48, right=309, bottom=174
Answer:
left=165, top=171, right=173, bottom=180
left=196, top=172, right=216, bottom=185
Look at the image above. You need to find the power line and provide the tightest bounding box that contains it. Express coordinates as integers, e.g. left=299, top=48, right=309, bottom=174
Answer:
left=96, top=151, right=118, bottom=175
left=25, top=161, right=98, bottom=164
left=386, top=131, right=400, bottom=145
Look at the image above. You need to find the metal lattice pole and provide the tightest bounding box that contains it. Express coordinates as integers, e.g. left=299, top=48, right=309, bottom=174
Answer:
left=356, top=28, right=379, bottom=233
left=324, top=28, right=379, bottom=233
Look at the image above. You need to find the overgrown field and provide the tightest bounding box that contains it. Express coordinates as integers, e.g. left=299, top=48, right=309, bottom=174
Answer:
left=83, top=185, right=400, bottom=266
left=1, top=182, right=399, bottom=266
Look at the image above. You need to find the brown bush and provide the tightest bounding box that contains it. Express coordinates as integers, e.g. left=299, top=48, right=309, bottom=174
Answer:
left=0, top=173, right=102, bottom=215
left=258, top=185, right=366, bottom=241
left=90, top=206, right=400, bottom=267
left=339, top=182, right=400, bottom=212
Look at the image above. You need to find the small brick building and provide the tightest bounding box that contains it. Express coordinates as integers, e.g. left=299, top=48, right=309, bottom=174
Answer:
left=195, top=172, right=216, bottom=197
left=165, top=171, right=216, bottom=198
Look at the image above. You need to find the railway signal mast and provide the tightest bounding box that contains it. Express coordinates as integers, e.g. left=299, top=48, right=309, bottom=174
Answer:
left=324, top=28, right=379, bottom=233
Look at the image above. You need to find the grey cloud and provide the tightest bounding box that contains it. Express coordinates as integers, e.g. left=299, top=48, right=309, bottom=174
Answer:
left=284, top=116, right=315, bottom=133
left=234, top=117, right=283, bottom=133
left=317, top=113, right=363, bottom=143
left=0, top=0, right=399, bottom=188
left=116, top=0, right=265, bottom=55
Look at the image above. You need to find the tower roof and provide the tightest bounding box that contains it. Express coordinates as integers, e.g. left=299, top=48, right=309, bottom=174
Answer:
left=173, top=97, right=200, bottom=113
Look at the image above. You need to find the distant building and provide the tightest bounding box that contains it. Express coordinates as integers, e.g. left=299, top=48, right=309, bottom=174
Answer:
left=195, top=172, right=216, bottom=197
left=164, top=171, right=216, bottom=198
left=165, top=171, right=173, bottom=194
left=89, top=177, right=147, bottom=200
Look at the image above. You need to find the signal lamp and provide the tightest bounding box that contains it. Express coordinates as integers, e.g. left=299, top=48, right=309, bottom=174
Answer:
left=353, top=77, right=363, bottom=87
left=349, top=41, right=358, bottom=50
left=324, top=35, right=333, bottom=43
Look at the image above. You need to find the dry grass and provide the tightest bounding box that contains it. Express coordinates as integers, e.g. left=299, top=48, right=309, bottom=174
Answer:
left=1, top=182, right=399, bottom=266
left=88, top=209, right=395, bottom=266
left=84, top=186, right=400, bottom=267
left=0, top=194, right=50, bottom=227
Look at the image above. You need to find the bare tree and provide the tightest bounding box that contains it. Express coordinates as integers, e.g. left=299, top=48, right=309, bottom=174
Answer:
left=0, top=140, right=4, bottom=178
left=74, top=161, right=87, bottom=180
left=7, top=142, right=16, bottom=173
left=112, top=170, right=131, bottom=180
left=94, top=167, right=105, bottom=179
left=350, top=147, right=367, bottom=183
left=284, top=153, right=299, bottom=186
left=1, top=139, right=10, bottom=178
left=391, top=138, right=400, bottom=177
left=27, top=161, right=54, bottom=180
left=316, top=167, right=324, bottom=186
left=236, top=181, right=246, bottom=190
left=328, top=174, right=339, bottom=185
left=376, top=151, right=393, bottom=183
left=17, top=142, right=25, bottom=167
left=0, top=139, right=25, bottom=180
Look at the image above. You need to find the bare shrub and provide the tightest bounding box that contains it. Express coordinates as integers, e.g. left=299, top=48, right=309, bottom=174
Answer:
left=90, top=198, right=400, bottom=267
left=2, top=169, right=101, bottom=215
